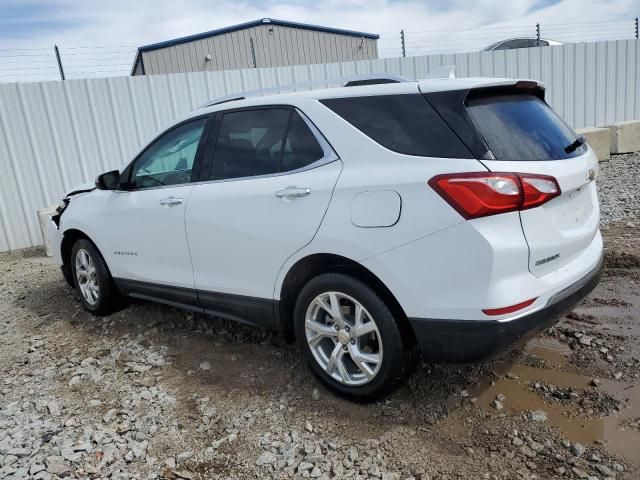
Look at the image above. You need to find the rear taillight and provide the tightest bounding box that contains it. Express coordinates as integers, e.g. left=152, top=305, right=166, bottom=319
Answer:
left=428, top=172, right=560, bottom=219
left=519, top=174, right=561, bottom=210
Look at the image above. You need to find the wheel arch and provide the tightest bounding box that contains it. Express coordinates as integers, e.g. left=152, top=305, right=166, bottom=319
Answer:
left=278, top=253, right=416, bottom=347
left=60, top=229, right=100, bottom=288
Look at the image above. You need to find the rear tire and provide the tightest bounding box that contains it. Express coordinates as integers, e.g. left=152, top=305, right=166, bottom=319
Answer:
left=294, top=273, right=413, bottom=401
left=70, top=239, right=122, bottom=315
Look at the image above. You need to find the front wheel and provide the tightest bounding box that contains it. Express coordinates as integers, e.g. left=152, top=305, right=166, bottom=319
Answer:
left=71, top=239, right=122, bottom=315
left=294, top=273, right=413, bottom=401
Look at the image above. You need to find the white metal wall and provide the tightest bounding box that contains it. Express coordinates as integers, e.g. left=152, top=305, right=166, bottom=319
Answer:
left=0, top=39, right=638, bottom=252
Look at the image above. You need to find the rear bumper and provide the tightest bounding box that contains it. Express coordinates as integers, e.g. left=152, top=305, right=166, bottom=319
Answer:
left=409, top=253, right=603, bottom=362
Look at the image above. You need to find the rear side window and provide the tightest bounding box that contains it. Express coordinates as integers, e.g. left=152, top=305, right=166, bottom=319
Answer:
left=211, top=108, right=290, bottom=180
left=466, top=93, right=586, bottom=160
left=210, top=108, right=326, bottom=180
left=282, top=112, right=325, bottom=172
left=321, top=94, right=472, bottom=158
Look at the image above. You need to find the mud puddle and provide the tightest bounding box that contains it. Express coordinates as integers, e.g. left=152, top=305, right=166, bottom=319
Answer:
left=527, top=336, right=573, bottom=364
left=470, top=337, right=640, bottom=466
left=573, top=302, right=640, bottom=336
left=574, top=280, right=640, bottom=332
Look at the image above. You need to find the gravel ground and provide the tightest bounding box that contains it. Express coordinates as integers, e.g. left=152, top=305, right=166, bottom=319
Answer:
left=0, top=154, right=639, bottom=480
left=597, top=152, right=640, bottom=226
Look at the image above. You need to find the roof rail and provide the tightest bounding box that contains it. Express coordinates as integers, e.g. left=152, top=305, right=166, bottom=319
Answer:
left=199, top=73, right=412, bottom=108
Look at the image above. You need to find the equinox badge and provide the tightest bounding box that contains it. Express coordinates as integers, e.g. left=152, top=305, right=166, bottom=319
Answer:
left=535, top=253, right=560, bottom=266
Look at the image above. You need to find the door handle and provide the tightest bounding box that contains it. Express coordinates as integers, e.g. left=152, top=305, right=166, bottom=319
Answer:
left=275, top=187, right=311, bottom=199
left=159, top=196, right=183, bottom=207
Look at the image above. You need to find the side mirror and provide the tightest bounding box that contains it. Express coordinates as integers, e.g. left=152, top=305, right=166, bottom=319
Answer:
left=95, top=170, right=121, bottom=190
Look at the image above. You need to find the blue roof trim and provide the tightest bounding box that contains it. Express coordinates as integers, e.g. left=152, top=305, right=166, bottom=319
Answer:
left=138, top=18, right=379, bottom=53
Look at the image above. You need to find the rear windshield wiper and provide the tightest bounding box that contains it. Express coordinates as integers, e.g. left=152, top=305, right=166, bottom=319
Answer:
left=564, top=136, right=586, bottom=154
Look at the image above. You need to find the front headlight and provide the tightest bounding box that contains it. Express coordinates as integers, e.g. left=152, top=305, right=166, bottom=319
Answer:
left=56, top=197, right=70, bottom=215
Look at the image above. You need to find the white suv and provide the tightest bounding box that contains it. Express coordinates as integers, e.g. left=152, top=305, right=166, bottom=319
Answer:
left=49, top=75, right=603, bottom=400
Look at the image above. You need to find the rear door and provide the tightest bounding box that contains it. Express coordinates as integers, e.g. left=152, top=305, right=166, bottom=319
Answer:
left=185, top=106, right=341, bottom=326
left=465, top=91, right=599, bottom=276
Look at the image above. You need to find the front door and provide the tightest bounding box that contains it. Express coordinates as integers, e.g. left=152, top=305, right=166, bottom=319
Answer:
left=186, top=107, right=342, bottom=327
left=102, top=116, right=210, bottom=294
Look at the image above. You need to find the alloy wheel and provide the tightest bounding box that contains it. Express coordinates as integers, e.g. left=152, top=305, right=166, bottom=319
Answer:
left=305, top=291, right=383, bottom=386
left=75, top=248, right=99, bottom=305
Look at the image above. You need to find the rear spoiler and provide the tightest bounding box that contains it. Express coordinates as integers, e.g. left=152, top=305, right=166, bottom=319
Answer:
left=466, top=81, right=546, bottom=102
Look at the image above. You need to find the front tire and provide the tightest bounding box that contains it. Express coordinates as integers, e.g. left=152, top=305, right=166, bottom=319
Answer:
left=294, top=273, right=412, bottom=401
left=71, top=239, right=122, bottom=315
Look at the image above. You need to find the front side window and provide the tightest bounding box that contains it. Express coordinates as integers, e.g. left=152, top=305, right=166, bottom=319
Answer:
left=465, top=93, right=586, bottom=160
left=211, top=109, right=326, bottom=180
left=130, top=118, right=207, bottom=189
left=320, top=94, right=472, bottom=158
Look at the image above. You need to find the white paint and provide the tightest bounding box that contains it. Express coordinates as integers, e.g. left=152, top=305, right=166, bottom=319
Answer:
left=350, top=191, right=401, bottom=228
left=482, top=148, right=600, bottom=277
left=186, top=161, right=343, bottom=299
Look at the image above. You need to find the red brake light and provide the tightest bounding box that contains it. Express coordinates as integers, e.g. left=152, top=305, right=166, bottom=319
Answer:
left=514, top=80, right=540, bottom=90
left=520, top=174, right=561, bottom=209
left=428, top=172, right=560, bottom=219
left=482, top=298, right=537, bottom=316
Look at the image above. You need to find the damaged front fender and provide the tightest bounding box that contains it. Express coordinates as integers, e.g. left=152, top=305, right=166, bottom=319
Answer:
left=52, top=182, right=96, bottom=227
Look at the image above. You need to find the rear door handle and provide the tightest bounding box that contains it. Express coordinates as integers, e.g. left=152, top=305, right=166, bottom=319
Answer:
left=275, top=187, right=311, bottom=199
left=159, top=196, right=183, bottom=207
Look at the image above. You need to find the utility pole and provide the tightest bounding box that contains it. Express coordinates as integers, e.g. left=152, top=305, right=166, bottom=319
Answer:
left=54, top=45, right=65, bottom=80
left=536, top=23, right=541, bottom=46
left=400, top=29, right=406, bottom=57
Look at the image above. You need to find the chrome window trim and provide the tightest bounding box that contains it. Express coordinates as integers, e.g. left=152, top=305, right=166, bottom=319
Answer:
left=294, top=107, right=338, bottom=163
left=115, top=106, right=340, bottom=192
left=112, top=182, right=195, bottom=193
left=195, top=156, right=341, bottom=186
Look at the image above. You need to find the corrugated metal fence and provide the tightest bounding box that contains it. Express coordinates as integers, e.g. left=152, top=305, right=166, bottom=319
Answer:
left=1, top=39, right=639, bottom=252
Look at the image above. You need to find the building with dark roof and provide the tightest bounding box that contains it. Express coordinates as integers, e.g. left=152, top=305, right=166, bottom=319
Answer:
left=131, top=18, right=379, bottom=75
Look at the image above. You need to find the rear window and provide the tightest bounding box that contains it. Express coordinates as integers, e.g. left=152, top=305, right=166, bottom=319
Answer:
left=465, top=93, right=586, bottom=160
left=320, top=94, right=472, bottom=158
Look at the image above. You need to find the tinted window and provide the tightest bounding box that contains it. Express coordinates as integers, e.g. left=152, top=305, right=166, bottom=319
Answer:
left=466, top=93, right=586, bottom=160
left=130, top=118, right=207, bottom=189
left=282, top=112, right=325, bottom=172
left=211, top=109, right=290, bottom=180
left=211, top=109, right=327, bottom=180
left=497, top=39, right=531, bottom=50
left=321, top=94, right=471, bottom=158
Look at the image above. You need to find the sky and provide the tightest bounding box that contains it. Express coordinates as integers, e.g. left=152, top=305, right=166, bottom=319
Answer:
left=0, top=0, right=638, bottom=81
